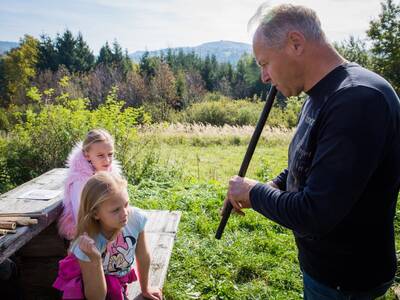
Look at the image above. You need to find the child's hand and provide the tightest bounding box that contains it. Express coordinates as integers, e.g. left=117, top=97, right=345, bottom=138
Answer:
left=142, top=287, right=162, bottom=300
left=78, top=233, right=101, bottom=261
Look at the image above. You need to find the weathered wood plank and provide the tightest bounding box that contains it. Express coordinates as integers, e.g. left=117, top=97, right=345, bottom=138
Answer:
left=145, top=210, right=181, bottom=233
left=0, top=168, right=66, bottom=214
left=0, top=168, right=66, bottom=264
left=127, top=210, right=181, bottom=299
left=0, top=204, right=62, bottom=264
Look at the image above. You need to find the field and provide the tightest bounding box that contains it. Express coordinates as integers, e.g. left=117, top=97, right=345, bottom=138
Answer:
left=129, top=124, right=399, bottom=300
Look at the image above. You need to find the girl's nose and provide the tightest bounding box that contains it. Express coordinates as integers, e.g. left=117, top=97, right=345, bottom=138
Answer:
left=122, top=207, right=128, bottom=218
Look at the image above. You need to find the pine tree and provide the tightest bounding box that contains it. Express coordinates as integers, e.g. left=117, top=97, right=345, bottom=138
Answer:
left=55, top=29, right=77, bottom=72
left=367, top=0, right=400, bottom=94
left=97, top=42, right=113, bottom=66
left=37, top=34, right=58, bottom=71
left=74, top=32, right=95, bottom=72
left=139, top=51, right=159, bottom=79
left=112, top=40, right=124, bottom=65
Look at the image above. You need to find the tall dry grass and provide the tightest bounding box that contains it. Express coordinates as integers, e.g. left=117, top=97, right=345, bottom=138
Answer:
left=138, top=122, right=295, bottom=146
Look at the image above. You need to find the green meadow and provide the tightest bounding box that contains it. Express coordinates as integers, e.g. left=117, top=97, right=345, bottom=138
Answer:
left=129, top=125, right=399, bottom=300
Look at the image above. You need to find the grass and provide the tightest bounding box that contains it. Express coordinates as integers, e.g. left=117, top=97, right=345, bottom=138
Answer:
left=131, top=180, right=302, bottom=299
left=129, top=126, right=302, bottom=299
left=127, top=124, right=400, bottom=299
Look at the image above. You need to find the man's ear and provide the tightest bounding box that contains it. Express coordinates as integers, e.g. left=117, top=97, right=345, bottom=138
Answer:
left=287, top=31, right=305, bottom=55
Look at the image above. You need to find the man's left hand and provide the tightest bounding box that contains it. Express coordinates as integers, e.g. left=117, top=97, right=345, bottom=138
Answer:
left=223, top=175, right=259, bottom=216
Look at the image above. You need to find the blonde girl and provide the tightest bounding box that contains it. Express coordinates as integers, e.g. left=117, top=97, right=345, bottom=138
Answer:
left=58, top=129, right=121, bottom=240
left=54, top=172, right=162, bottom=300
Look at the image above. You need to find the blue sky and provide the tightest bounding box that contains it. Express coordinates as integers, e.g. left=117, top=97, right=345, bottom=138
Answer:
left=0, top=0, right=385, bottom=54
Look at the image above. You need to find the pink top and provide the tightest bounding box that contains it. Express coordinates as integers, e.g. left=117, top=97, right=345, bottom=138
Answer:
left=57, top=142, right=121, bottom=240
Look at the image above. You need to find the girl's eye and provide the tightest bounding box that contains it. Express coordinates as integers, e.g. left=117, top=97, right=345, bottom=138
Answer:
left=113, top=208, right=120, bottom=213
left=98, top=154, right=104, bottom=158
left=108, top=153, right=113, bottom=157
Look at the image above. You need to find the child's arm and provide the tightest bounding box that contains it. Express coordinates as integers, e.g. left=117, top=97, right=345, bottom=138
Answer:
left=135, top=231, right=163, bottom=300
left=78, top=234, right=107, bottom=300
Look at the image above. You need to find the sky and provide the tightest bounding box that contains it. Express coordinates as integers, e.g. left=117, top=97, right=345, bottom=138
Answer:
left=0, top=0, right=387, bottom=54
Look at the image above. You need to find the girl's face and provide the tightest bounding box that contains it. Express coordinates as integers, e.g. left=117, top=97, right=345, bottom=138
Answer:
left=84, top=141, right=114, bottom=172
left=95, top=189, right=129, bottom=237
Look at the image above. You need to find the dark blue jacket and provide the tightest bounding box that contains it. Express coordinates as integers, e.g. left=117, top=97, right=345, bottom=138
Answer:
left=250, top=63, right=400, bottom=291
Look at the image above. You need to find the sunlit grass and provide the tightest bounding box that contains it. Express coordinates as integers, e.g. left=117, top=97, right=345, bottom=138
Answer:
left=128, top=124, right=399, bottom=300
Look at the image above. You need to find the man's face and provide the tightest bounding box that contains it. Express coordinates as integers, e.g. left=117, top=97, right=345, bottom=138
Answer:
left=253, top=29, right=304, bottom=97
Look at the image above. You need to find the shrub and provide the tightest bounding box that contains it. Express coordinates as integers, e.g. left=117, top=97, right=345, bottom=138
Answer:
left=179, top=93, right=305, bottom=128
left=0, top=90, right=153, bottom=192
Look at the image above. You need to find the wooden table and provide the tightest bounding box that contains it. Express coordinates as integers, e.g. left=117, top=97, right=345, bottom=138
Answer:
left=0, top=168, right=67, bottom=265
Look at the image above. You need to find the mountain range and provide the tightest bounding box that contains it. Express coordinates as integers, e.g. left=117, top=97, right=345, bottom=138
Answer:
left=0, top=41, right=19, bottom=55
left=129, top=40, right=252, bottom=65
left=0, top=40, right=253, bottom=65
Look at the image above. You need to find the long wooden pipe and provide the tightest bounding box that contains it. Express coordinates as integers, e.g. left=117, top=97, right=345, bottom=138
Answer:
left=215, top=85, right=278, bottom=239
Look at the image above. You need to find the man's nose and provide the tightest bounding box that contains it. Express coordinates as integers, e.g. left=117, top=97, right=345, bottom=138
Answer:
left=261, top=68, right=271, bottom=84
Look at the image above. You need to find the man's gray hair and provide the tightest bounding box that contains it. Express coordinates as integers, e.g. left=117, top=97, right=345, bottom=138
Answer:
left=248, top=3, right=326, bottom=48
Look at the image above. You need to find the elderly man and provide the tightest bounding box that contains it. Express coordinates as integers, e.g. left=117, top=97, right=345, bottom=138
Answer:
left=223, top=3, right=400, bottom=299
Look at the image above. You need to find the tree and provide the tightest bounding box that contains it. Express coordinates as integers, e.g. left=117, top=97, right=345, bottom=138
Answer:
left=55, top=30, right=77, bottom=72
left=37, top=31, right=94, bottom=73
left=175, top=70, right=187, bottom=109
left=201, top=55, right=218, bottom=91
left=97, top=42, right=113, bottom=66
left=96, top=40, right=131, bottom=74
left=74, top=32, right=95, bottom=72
left=37, top=34, right=58, bottom=71
left=232, top=57, right=248, bottom=99
left=139, top=51, right=160, bottom=80
left=1, top=35, right=39, bottom=106
left=367, top=0, right=400, bottom=94
left=185, top=70, right=206, bottom=104
left=149, top=62, right=177, bottom=120
left=121, top=69, right=148, bottom=106
left=334, top=36, right=373, bottom=70
left=112, top=40, right=124, bottom=65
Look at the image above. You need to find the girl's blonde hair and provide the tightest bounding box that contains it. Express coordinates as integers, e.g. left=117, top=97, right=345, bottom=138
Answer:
left=82, top=129, right=114, bottom=153
left=75, top=172, right=127, bottom=240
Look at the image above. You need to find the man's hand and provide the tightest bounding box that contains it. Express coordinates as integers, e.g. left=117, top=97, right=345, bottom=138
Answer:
left=222, top=175, right=259, bottom=216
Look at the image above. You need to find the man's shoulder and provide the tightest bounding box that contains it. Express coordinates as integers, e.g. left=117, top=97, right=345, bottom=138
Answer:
left=339, top=63, right=396, bottom=99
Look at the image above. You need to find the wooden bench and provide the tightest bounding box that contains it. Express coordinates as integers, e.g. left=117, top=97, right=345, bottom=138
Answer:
left=0, top=168, right=180, bottom=300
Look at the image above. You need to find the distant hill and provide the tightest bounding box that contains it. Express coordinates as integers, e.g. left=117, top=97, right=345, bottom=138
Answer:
left=129, top=40, right=252, bottom=65
left=0, top=41, right=19, bottom=55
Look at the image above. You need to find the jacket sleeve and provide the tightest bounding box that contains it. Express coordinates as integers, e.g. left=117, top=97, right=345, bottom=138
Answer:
left=70, top=181, right=84, bottom=223
left=250, top=87, right=390, bottom=237
left=272, top=169, right=288, bottom=190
